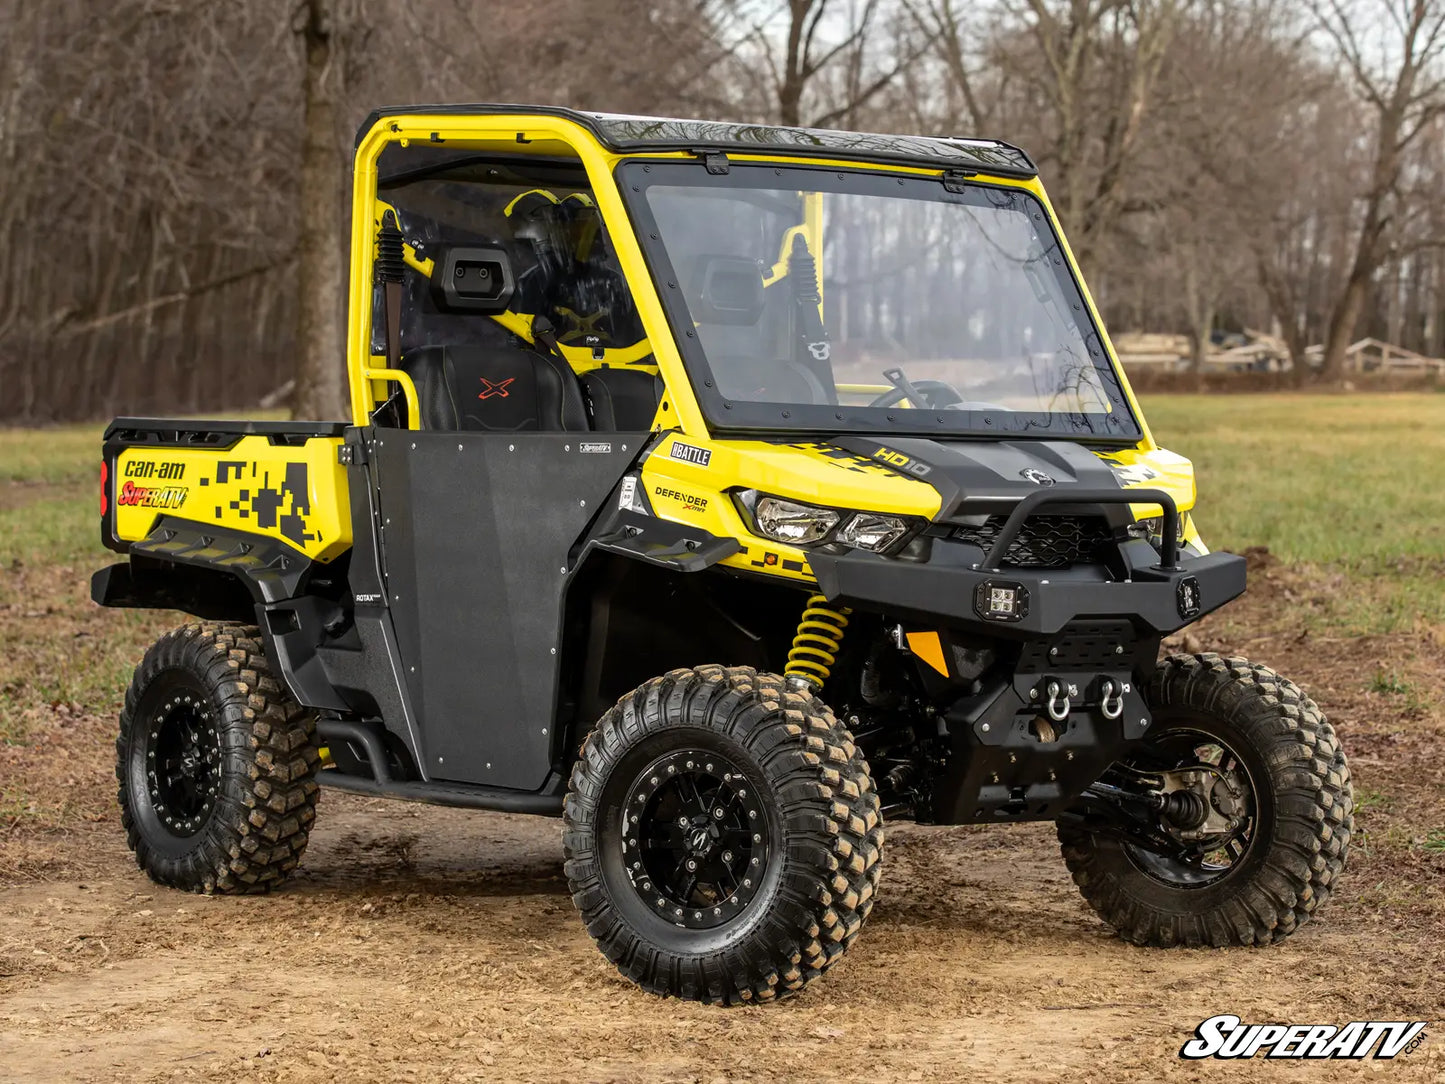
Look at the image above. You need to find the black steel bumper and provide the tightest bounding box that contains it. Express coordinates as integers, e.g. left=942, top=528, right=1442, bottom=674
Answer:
left=810, top=546, right=1244, bottom=636
left=809, top=487, right=1244, bottom=637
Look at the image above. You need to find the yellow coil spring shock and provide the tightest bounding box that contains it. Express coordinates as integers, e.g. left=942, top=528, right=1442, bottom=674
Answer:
left=785, top=594, right=851, bottom=691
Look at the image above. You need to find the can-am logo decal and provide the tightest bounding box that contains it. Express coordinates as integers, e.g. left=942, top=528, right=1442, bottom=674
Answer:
left=1180, top=1015, right=1428, bottom=1060
left=669, top=441, right=712, bottom=467
left=1019, top=468, right=1055, bottom=486
left=124, top=459, right=186, bottom=480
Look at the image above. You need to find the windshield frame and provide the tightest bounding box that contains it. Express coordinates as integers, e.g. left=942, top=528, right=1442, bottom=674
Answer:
left=616, top=159, right=1142, bottom=445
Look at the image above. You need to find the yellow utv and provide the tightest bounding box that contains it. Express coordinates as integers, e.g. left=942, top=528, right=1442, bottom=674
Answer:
left=93, top=106, right=1352, bottom=1004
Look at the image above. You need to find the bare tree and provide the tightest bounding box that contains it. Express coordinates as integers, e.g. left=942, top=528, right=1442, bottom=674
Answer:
left=291, top=0, right=347, bottom=419
left=1310, top=0, right=1445, bottom=380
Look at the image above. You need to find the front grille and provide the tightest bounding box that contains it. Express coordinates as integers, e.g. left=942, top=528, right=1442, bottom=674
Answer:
left=951, top=514, right=1112, bottom=569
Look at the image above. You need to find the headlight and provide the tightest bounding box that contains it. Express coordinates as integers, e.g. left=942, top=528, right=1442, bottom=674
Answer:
left=754, top=496, right=840, bottom=543
left=836, top=512, right=910, bottom=552
left=739, top=491, right=918, bottom=553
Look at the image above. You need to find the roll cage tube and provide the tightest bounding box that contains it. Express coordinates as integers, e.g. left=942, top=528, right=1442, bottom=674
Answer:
left=344, top=114, right=710, bottom=435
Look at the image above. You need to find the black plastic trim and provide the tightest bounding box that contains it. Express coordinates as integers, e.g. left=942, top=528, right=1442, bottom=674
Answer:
left=104, top=417, right=348, bottom=450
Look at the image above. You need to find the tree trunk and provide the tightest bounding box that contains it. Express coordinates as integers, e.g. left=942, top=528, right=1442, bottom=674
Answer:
left=290, top=0, right=346, bottom=421
left=1320, top=251, right=1381, bottom=383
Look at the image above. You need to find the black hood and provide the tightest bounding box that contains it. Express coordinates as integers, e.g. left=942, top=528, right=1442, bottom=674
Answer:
left=833, top=437, right=1125, bottom=522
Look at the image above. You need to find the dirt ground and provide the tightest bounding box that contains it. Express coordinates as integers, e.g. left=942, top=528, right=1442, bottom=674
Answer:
left=2, top=557, right=1443, bottom=1083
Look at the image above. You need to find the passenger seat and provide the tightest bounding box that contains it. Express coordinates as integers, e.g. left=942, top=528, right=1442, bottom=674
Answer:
left=580, top=367, right=662, bottom=430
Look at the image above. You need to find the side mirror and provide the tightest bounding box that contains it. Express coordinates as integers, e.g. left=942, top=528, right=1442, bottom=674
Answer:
left=431, top=245, right=515, bottom=313
left=690, top=254, right=765, bottom=325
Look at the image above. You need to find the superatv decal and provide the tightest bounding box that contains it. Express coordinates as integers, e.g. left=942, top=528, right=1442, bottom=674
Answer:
left=116, top=481, right=187, bottom=509
left=669, top=441, right=712, bottom=467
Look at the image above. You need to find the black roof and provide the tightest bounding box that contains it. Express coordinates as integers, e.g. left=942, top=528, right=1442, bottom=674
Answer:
left=355, top=104, right=1036, bottom=178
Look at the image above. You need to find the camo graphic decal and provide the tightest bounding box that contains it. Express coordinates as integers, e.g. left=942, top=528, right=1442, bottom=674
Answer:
left=210, top=461, right=318, bottom=546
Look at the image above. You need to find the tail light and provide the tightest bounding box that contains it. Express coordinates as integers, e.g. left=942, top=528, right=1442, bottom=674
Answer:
left=100, top=460, right=109, bottom=516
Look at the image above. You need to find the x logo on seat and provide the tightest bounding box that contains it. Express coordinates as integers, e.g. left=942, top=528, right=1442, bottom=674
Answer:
left=478, top=377, right=514, bottom=400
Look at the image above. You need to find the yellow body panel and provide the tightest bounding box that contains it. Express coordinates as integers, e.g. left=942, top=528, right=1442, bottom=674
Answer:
left=638, top=433, right=941, bottom=584
left=112, top=435, right=352, bottom=562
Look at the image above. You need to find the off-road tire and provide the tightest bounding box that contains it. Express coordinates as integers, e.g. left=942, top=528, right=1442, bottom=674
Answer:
left=116, top=622, right=320, bottom=893
left=564, top=665, right=884, bottom=1004
left=1059, top=653, right=1352, bottom=946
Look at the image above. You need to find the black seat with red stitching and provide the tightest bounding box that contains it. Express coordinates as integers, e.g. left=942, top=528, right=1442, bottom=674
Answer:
left=402, top=344, right=589, bottom=432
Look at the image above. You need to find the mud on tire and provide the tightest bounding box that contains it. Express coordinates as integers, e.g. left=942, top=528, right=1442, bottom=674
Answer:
left=117, top=622, right=320, bottom=893
left=1059, top=653, right=1353, bottom=947
left=564, top=665, right=884, bottom=1004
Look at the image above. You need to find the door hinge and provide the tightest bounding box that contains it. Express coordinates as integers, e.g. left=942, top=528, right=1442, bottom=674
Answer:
left=942, top=168, right=978, bottom=193
left=693, top=149, right=731, bottom=175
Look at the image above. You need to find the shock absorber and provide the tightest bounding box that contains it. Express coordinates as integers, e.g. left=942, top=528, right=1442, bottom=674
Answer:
left=785, top=594, right=851, bottom=692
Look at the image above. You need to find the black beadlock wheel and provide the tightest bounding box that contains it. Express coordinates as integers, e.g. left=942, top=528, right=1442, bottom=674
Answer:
left=564, top=665, right=884, bottom=1005
left=1058, top=653, right=1353, bottom=947
left=116, top=622, right=321, bottom=894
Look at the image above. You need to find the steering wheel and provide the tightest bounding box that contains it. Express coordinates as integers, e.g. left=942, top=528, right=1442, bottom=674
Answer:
left=867, top=379, right=968, bottom=410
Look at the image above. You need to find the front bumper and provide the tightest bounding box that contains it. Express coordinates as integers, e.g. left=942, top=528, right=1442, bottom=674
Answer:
left=808, top=547, right=1245, bottom=637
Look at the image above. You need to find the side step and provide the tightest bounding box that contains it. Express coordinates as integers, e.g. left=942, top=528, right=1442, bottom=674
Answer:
left=317, top=771, right=565, bottom=816
left=315, top=717, right=564, bottom=815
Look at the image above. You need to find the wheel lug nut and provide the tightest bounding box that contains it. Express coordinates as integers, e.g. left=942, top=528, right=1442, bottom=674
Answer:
left=685, top=859, right=697, bottom=871
left=721, top=850, right=733, bottom=863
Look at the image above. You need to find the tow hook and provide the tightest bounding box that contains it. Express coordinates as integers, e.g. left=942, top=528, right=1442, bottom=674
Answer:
left=1045, top=679, right=1072, bottom=722
left=1099, top=679, right=1126, bottom=720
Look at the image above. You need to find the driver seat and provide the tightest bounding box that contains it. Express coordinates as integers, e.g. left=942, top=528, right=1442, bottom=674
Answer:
left=401, top=344, right=590, bottom=432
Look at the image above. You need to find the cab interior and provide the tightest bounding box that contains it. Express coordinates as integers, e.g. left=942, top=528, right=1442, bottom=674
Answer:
left=369, top=145, right=662, bottom=434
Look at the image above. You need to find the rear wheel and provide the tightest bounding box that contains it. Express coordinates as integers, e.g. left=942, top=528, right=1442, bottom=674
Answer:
left=564, top=665, right=883, bottom=1004
left=117, top=622, right=320, bottom=893
left=1059, top=653, right=1352, bottom=946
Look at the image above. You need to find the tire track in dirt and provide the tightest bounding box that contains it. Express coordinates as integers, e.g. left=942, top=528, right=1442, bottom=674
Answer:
left=2, top=795, right=1440, bottom=1083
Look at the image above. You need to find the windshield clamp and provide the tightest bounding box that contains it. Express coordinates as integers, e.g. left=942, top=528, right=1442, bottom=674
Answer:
left=692, top=149, right=731, bottom=175
left=942, top=168, right=978, bottom=192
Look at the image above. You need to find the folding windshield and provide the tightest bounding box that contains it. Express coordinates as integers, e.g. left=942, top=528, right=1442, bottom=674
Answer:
left=620, top=162, right=1140, bottom=441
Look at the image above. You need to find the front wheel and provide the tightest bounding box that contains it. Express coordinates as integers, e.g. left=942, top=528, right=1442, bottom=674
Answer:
left=1059, top=653, right=1352, bottom=947
left=563, top=666, right=883, bottom=1004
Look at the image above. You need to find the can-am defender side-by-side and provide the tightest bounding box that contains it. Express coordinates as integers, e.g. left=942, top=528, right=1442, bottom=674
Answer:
left=93, top=107, right=1352, bottom=1004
